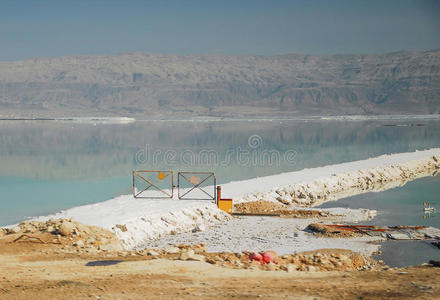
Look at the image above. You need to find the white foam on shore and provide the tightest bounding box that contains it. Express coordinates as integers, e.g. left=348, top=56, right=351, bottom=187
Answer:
left=20, top=148, right=440, bottom=251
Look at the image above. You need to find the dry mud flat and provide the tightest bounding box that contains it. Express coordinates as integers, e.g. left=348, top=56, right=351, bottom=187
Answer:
left=1, top=219, right=440, bottom=299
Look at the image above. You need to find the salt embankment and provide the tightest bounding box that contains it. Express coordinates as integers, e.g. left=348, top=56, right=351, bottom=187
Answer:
left=33, top=198, right=230, bottom=249
left=230, top=149, right=440, bottom=207
left=16, top=148, right=440, bottom=250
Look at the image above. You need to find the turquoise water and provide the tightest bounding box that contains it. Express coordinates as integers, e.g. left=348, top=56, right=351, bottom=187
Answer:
left=1, top=119, right=440, bottom=226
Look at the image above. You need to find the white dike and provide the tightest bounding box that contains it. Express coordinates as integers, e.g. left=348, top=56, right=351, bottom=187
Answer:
left=20, top=148, right=440, bottom=251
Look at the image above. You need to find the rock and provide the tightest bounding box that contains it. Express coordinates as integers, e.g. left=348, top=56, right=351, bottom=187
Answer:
left=87, top=248, right=97, bottom=254
left=164, top=246, right=180, bottom=254
left=192, top=224, right=205, bottom=233
left=307, top=265, right=318, bottom=272
left=339, top=255, right=349, bottom=262
left=87, top=237, right=96, bottom=244
left=265, top=262, right=278, bottom=271
left=188, top=254, right=205, bottom=262
left=247, top=262, right=260, bottom=270
left=333, top=261, right=343, bottom=267
left=287, top=264, right=297, bottom=272
left=276, top=197, right=290, bottom=205
left=19, top=222, right=35, bottom=233
left=179, top=250, right=194, bottom=260
left=59, top=222, right=75, bottom=237
left=73, top=240, right=85, bottom=248
left=0, top=228, right=6, bottom=237
left=99, top=243, right=122, bottom=252
left=146, top=250, right=160, bottom=256
left=213, top=255, right=223, bottom=262
left=179, top=250, right=205, bottom=261
left=9, top=226, right=21, bottom=234
left=115, top=224, right=128, bottom=232
left=75, top=223, right=91, bottom=235
left=206, top=258, right=216, bottom=264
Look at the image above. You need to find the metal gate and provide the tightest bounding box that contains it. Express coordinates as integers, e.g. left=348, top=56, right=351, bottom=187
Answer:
left=132, top=170, right=216, bottom=200
left=132, top=170, right=174, bottom=198
left=177, top=171, right=216, bottom=200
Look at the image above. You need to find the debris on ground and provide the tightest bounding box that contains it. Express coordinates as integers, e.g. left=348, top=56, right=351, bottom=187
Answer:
left=249, top=251, right=278, bottom=264
left=233, top=200, right=331, bottom=218
left=0, top=223, right=381, bottom=272
left=135, top=244, right=378, bottom=272
left=307, top=223, right=362, bottom=238
left=2, top=219, right=123, bottom=253
left=307, top=223, right=440, bottom=240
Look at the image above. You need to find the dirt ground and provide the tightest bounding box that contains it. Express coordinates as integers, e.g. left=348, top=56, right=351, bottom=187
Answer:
left=233, top=200, right=328, bottom=218
left=1, top=238, right=440, bottom=299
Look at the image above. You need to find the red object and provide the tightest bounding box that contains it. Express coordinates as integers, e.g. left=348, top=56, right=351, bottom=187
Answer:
left=249, top=252, right=263, bottom=262
left=262, top=252, right=274, bottom=263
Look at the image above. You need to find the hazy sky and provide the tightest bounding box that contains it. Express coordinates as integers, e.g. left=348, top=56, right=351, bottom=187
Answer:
left=0, top=0, right=439, bottom=61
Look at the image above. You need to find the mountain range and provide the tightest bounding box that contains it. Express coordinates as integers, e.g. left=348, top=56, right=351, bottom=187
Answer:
left=0, top=49, right=439, bottom=118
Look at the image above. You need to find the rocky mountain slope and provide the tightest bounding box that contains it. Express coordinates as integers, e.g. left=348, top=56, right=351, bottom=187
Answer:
left=0, top=49, right=439, bottom=117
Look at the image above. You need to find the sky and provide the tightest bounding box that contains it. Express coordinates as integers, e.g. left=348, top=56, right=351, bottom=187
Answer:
left=0, top=0, right=439, bottom=61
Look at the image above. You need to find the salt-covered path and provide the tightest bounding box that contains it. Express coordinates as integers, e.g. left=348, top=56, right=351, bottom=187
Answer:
left=25, top=148, right=440, bottom=250
left=150, top=208, right=381, bottom=255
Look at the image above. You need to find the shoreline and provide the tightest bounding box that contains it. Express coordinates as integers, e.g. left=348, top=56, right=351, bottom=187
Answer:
left=0, top=113, right=440, bottom=122
left=6, top=148, right=438, bottom=252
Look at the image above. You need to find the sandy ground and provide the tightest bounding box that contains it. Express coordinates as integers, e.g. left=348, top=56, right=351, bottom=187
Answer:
left=1, top=247, right=440, bottom=300
left=1, top=217, right=440, bottom=299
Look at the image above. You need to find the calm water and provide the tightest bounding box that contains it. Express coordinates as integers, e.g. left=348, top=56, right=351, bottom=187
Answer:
left=1, top=119, right=440, bottom=226
left=320, top=175, right=440, bottom=228
left=320, top=175, right=440, bottom=266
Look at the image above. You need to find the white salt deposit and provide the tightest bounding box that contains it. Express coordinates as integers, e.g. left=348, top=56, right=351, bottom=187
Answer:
left=230, top=149, right=440, bottom=206
left=151, top=208, right=382, bottom=256
left=20, top=148, right=440, bottom=251
left=33, top=198, right=231, bottom=249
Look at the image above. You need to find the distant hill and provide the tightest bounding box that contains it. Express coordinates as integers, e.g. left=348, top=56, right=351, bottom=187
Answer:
left=0, top=49, right=439, bottom=118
